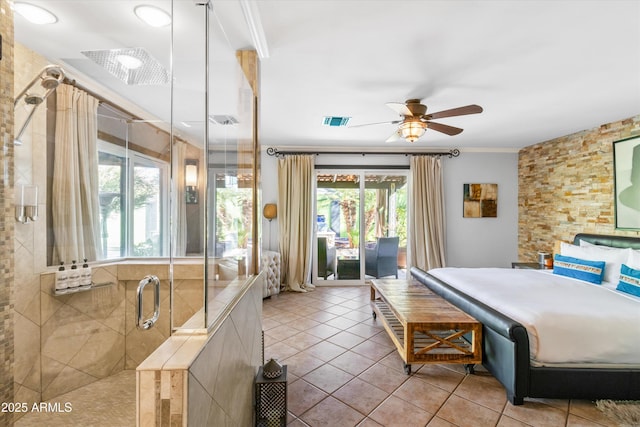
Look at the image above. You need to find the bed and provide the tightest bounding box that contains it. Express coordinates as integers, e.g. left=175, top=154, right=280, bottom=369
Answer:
left=410, top=233, right=640, bottom=405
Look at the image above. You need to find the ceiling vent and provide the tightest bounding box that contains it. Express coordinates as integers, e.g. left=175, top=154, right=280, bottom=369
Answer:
left=323, top=116, right=350, bottom=127
left=209, top=115, right=238, bottom=125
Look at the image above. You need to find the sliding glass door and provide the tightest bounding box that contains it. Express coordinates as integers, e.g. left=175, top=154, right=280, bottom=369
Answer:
left=314, top=169, right=408, bottom=284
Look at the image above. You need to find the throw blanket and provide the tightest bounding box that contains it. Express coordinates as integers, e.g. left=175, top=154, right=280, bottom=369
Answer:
left=429, top=267, right=640, bottom=365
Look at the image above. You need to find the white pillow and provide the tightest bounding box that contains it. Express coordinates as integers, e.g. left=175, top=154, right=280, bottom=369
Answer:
left=560, top=242, right=631, bottom=284
left=628, top=249, right=640, bottom=269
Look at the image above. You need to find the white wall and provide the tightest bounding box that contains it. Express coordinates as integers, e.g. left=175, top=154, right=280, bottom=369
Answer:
left=443, top=152, right=519, bottom=267
left=260, top=148, right=519, bottom=268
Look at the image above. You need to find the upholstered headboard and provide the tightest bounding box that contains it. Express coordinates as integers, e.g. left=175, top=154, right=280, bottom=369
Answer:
left=573, top=233, right=640, bottom=250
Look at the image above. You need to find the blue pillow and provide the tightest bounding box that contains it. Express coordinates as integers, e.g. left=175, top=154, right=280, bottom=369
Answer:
left=553, top=254, right=605, bottom=284
left=616, top=264, right=640, bottom=297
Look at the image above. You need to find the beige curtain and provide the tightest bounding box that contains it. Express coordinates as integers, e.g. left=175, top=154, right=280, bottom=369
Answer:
left=278, top=154, right=315, bottom=292
left=52, top=84, right=102, bottom=264
left=172, top=141, right=187, bottom=256
left=408, top=155, right=446, bottom=270
left=375, top=188, right=387, bottom=237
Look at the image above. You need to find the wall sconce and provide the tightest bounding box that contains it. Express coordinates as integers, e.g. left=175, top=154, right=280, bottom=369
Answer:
left=15, top=184, right=38, bottom=224
left=263, top=203, right=277, bottom=221
left=185, top=160, right=198, bottom=204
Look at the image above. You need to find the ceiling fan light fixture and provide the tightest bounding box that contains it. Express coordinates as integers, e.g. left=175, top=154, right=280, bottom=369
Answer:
left=399, top=119, right=427, bottom=142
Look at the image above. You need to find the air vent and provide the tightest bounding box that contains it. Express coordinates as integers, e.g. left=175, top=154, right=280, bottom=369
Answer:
left=322, top=116, right=350, bottom=127
left=209, top=115, right=238, bottom=125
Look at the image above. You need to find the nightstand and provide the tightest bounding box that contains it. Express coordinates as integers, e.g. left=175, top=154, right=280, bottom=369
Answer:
left=511, top=262, right=551, bottom=270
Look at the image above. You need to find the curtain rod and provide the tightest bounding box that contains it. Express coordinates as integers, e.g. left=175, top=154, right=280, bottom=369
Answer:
left=265, top=147, right=460, bottom=158
left=62, top=77, right=191, bottom=146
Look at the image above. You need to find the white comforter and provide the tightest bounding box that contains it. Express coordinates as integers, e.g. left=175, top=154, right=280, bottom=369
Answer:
left=428, top=267, right=640, bottom=366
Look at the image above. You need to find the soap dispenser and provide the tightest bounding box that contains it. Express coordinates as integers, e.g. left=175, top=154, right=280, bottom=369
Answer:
left=81, top=258, right=92, bottom=289
left=68, top=260, right=80, bottom=292
left=55, top=262, right=69, bottom=294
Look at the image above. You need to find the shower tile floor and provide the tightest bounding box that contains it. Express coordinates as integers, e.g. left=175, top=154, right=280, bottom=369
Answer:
left=15, top=370, right=135, bottom=427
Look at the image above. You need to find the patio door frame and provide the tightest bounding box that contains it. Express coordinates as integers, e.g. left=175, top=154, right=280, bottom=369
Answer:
left=312, top=167, right=409, bottom=286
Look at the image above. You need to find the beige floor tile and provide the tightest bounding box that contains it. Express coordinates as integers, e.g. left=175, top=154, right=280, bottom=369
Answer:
left=568, top=401, right=615, bottom=426
left=334, top=378, right=390, bottom=416
left=302, top=364, right=354, bottom=393
left=394, top=377, right=451, bottom=414
left=346, top=322, right=384, bottom=339
left=281, top=332, right=324, bottom=351
left=357, top=417, right=385, bottom=427
left=300, top=396, right=365, bottom=426
left=264, top=341, right=299, bottom=361
left=369, top=395, right=434, bottom=427
left=437, top=395, right=502, bottom=427
left=503, top=400, right=569, bottom=427
left=287, top=317, right=321, bottom=332
left=325, top=315, right=361, bottom=329
left=454, top=373, right=507, bottom=412
left=565, top=413, right=611, bottom=427
left=350, top=339, right=394, bottom=361
left=268, top=324, right=304, bottom=340
left=287, top=379, right=329, bottom=417
left=282, top=352, right=326, bottom=377
left=497, top=415, right=534, bottom=426
left=327, top=331, right=366, bottom=349
left=413, top=364, right=465, bottom=392
left=304, top=340, right=348, bottom=362
left=305, top=322, right=341, bottom=339
left=342, top=308, right=375, bottom=322
left=329, top=350, right=377, bottom=376
left=358, top=363, right=410, bottom=394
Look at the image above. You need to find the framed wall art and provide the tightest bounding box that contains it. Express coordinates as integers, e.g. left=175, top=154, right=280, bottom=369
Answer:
left=463, top=183, right=497, bottom=218
left=614, top=135, right=640, bottom=229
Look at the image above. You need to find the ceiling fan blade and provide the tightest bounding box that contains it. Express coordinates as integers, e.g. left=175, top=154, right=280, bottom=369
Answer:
left=427, top=104, right=483, bottom=120
left=385, top=131, right=403, bottom=143
left=385, top=102, right=413, bottom=117
left=425, top=121, right=464, bottom=136
left=349, top=120, right=400, bottom=128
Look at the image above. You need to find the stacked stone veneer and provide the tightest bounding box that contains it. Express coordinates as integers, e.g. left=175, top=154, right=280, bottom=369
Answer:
left=518, top=115, right=640, bottom=261
left=0, top=2, right=15, bottom=426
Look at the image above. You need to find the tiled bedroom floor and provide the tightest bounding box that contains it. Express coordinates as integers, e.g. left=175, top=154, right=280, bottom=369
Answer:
left=263, top=285, right=617, bottom=427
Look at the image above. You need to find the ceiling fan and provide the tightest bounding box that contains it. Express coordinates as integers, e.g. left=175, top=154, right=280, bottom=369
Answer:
left=352, top=99, right=483, bottom=143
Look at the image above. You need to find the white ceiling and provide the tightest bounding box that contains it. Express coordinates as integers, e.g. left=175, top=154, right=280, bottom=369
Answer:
left=13, top=0, right=640, bottom=152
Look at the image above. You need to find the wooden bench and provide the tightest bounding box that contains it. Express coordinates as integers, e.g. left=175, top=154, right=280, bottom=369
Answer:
left=370, top=278, right=482, bottom=374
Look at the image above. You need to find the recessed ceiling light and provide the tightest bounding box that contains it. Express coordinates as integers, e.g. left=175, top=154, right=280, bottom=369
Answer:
left=13, top=2, right=58, bottom=25
left=134, top=5, right=171, bottom=28
left=116, top=54, right=143, bottom=70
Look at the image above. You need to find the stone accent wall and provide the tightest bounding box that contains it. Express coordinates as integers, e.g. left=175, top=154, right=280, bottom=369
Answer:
left=518, top=115, right=640, bottom=261
left=0, top=1, right=15, bottom=425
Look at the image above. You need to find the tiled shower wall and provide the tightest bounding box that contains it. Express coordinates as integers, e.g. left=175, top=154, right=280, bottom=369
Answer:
left=38, top=263, right=204, bottom=401
left=518, top=114, right=640, bottom=260
left=13, top=41, right=50, bottom=414
left=0, top=2, right=16, bottom=426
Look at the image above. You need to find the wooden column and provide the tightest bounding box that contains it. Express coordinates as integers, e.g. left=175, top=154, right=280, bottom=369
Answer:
left=236, top=50, right=260, bottom=275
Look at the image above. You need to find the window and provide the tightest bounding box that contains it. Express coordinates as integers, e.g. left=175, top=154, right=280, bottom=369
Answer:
left=98, top=140, right=169, bottom=258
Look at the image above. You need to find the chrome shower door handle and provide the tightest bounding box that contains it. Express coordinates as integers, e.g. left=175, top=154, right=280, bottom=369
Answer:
left=136, top=275, right=160, bottom=330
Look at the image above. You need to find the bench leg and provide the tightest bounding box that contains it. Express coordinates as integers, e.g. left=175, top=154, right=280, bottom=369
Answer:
left=403, top=364, right=411, bottom=375
left=464, top=364, right=475, bottom=374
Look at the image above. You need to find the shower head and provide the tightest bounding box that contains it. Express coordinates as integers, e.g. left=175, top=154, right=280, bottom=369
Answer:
left=24, top=95, right=44, bottom=105
left=41, top=75, right=61, bottom=90
left=13, top=64, right=66, bottom=145
left=14, top=64, right=65, bottom=107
